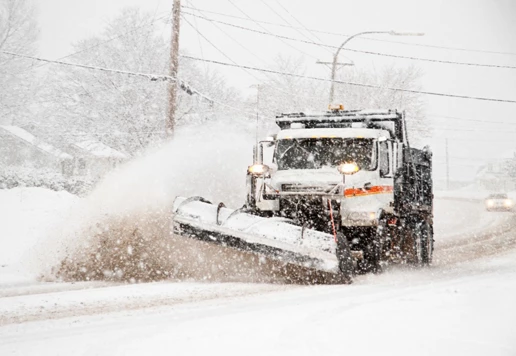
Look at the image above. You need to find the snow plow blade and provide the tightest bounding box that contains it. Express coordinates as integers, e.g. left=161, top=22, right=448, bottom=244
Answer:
left=172, top=197, right=350, bottom=284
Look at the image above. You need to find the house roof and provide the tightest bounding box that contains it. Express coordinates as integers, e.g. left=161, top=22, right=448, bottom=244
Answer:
left=72, top=139, right=127, bottom=159
left=0, top=125, right=73, bottom=160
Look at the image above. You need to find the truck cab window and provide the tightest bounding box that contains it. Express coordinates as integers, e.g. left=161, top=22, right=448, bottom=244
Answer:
left=275, top=138, right=376, bottom=171
left=379, top=141, right=390, bottom=177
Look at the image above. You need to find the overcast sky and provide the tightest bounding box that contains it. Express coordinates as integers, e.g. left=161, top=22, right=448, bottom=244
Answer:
left=36, top=0, right=516, bottom=182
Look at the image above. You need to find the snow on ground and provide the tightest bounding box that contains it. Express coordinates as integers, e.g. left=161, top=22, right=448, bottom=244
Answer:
left=0, top=186, right=509, bottom=283
left=0, top=250, right=515, bottom=356
left=0, top=188, right=79, bottom=284
left=433, top=196, right=512, bottom=244
left=1, top=186, right=515, bottom=355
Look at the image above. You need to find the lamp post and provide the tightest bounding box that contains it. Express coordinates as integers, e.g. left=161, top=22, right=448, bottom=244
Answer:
left=328, top=31, right=424, bottom=105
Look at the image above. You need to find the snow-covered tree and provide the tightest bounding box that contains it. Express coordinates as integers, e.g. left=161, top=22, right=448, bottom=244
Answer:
left=334, top=64, right=428, bottom=142
left=42, top=8, right=242, bottom=155
left=248, top=55, right=327, bottom=118
left=253, top=55, right=428, bottom=142
left=0, top=0, right=38, bottom=125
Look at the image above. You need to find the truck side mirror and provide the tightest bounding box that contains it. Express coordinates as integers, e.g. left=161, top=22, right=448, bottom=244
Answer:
left=262, top=135, right=276, bottom=148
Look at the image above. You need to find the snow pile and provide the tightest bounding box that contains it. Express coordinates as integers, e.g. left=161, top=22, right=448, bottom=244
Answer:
left=0, top=188, right=79, bottom=283
left=37, top=122, right=258, bottom=283
left=0, top=167, right=96, bottom=196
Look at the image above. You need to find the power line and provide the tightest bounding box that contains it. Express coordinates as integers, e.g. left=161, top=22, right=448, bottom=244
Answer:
left=274, top=0, right=328, bottom=45
left=186, top=5, right=268, bottom=64
left=432, top=126, right=516, bottom=133
left=180, top=55, right=516, bottom=104
left=0, top=50, right=215, bottom=105
left=5, top=54, right=516, bottom=130
left=0, top=55, right=283, bottom=122
left=430, top=114, right=516, bottom=126
left=180, top=5, right=516, bottom=57
left=15, top=11, right=171, bottom=75
left=225, top=0, right=318, bottom=60
left=181, top=14, right=243, bottom=68
left=181, top=12, right=277, bottom=98
left=186, top=0, right=208, bottom=73
left=2, top=50, right=174, bottom=81
left=182, top=3, right=318, bottom=101
left=439, top=136, right=516, bottom=143
left=259, top=0, right=333, bottom=55
left=182, top=11, right=516, bottom=70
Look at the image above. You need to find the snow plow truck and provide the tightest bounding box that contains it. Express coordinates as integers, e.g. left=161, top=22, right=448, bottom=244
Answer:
left=173, top=108, right=433, bottom=283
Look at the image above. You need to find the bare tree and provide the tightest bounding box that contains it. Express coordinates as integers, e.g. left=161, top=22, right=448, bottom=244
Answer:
left=0, top=0, right=38, bottom=125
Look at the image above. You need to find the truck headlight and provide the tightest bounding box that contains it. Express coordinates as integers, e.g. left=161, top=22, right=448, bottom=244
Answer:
left=337, top=162, right=360, bottom=175
left=504, top=200, right=513, bottom=207
left=248, top=164, right=269, bottom=176
left=486, top=200, right=494, bottom=207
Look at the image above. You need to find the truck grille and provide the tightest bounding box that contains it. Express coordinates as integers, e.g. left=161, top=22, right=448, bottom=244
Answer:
left=281, top=184, right=336, bottom=193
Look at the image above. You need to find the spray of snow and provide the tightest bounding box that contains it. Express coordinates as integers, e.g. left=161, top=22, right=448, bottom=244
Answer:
left=32, top=121, right=278, bottom=283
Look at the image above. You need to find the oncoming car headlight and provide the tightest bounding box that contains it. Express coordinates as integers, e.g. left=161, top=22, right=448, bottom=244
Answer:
left=486, top=200, right=494, bottom=207
left=504, top=199, right=513, bottom=207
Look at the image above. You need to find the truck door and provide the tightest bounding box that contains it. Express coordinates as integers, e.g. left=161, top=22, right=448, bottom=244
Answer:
left=379, top=140, right=393, bottom=178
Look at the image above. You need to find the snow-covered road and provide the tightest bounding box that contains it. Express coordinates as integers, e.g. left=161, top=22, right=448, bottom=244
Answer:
left=0, top=188, right=515, bottom=355
left=1, top=250, right=515, bottom=356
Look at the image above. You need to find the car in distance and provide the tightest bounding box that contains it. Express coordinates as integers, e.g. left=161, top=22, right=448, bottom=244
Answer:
left=485, top=193, right=513, bottom=212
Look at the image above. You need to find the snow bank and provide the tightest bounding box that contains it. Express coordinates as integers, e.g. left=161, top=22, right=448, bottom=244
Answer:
left=0, top=188, right=78, bottom=265
left=0, top=188, right=79, bottom=283
left=36, top=122, right=258, bottom=283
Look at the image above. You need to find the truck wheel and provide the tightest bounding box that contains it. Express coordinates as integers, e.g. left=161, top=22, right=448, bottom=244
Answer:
left=355, top=227, right=381, bottom=274
left=358, top=239, right=382, bottom=274
left=414, top=220, right=433, bottom=266
left=336, top=232, right=354, bottom=282
left=369, top=230, right=383, bottom=273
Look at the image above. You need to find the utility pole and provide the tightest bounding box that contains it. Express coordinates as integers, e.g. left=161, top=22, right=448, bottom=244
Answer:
left=445, top=138, right=450, bottom=190
left=250, top=84, right=262, bottom=152
left=167, top=0, right=181, bottom=136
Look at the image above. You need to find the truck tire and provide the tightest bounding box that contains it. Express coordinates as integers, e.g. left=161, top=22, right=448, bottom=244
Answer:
left=369, top=228, right=383, bottom=273
left=354, top=227, right=381, bottom=274
left=414, top=220, right=433, bottom=266
left=336, top=232, right=354, bottom=282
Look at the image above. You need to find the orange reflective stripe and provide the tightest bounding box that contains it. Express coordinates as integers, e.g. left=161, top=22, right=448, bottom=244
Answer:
left=344, top=185, right=393, bottom=197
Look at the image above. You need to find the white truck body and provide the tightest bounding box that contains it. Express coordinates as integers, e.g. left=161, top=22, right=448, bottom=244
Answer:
left=253, top=126, right=395, bottom=227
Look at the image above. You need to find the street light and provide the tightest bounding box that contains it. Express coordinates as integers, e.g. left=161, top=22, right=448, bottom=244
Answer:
left=328, top=30, right=424, bottom=105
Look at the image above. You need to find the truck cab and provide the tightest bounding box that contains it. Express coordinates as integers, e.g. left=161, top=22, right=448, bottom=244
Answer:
left=247, top=110, right=402, bottom=229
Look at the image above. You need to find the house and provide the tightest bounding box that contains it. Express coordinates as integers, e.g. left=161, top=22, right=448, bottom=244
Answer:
left=0, top=125, right=74, bottom=175
left=66, top=138, right=128, bottom=178
left=476, top=150, right=516, bottom=191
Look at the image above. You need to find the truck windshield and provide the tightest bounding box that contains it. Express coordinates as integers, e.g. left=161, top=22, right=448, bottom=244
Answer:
left=275, top=138, right=376, bottom=170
